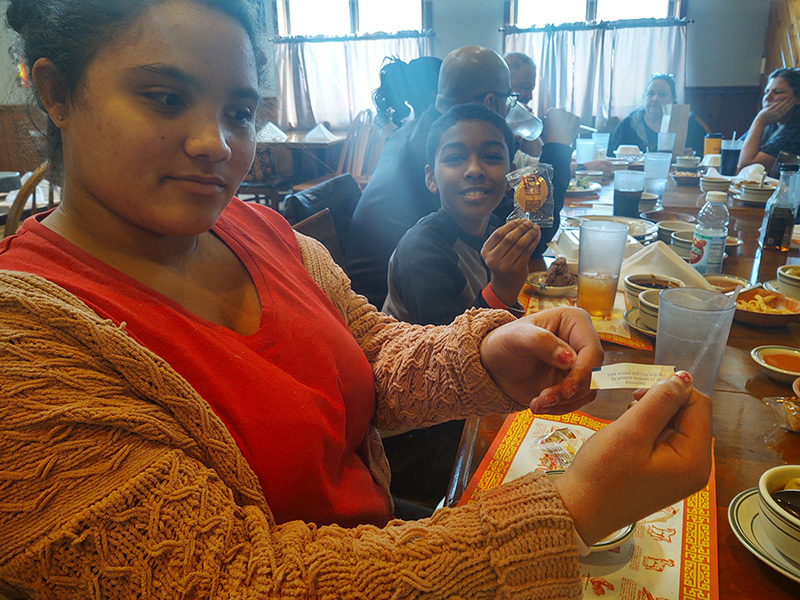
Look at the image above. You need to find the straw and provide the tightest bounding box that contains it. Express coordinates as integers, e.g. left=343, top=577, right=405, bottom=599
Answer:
left=686, top=291, right=738, bottom=376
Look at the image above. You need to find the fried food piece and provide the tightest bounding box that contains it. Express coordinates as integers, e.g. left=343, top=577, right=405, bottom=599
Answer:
left=544, top=257, right=576, bottom=287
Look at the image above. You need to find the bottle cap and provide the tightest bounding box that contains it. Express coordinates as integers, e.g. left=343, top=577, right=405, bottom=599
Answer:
left=779, top=163, right=800, bottom=172
left=706, top=191, right=728, bottom=203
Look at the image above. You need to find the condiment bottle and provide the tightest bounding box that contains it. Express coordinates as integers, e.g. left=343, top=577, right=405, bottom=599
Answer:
left=704, top=133, right=723, bottom=156
left=760, top=163, right=800, bottom=251
left=689, top=191, right=729, bottom=274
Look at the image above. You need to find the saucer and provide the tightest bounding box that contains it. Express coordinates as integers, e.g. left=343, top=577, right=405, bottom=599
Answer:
left=623, top=307, right=656, bottom=337
left=728, top=487, right=800, bottom=584
left=732, top=190, right=769, bottom=206
left=764, top=279, right=780, bottom=293
left=590, top=522, right=636, bottom=552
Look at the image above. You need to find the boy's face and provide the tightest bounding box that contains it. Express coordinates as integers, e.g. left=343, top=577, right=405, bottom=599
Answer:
left=425, top=120, right=510, bottom=235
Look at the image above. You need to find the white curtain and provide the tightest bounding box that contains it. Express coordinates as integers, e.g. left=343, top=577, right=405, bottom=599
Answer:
left=504, top=21, right=687, bottom=130
left=275, top=36, right=432, bottom=130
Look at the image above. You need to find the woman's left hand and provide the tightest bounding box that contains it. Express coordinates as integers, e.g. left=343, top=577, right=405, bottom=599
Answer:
left=479, top=307, right=603, bottom=414
left=757, top=98, right=796, bottom=126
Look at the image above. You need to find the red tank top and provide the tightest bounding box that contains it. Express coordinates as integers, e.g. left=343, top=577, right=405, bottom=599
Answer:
left=0, top=200, right=391, bottom=527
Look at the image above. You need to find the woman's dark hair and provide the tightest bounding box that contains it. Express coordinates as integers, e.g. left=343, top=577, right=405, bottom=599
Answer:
left=373, top=56, right=441, bottom=128
left=768, top=67, right=800, bottom=98
left=6, top=0, right=262, bottom=176
left=425, top=103, right=514, bottom=168
left=646, top=74, right=677, bottom=102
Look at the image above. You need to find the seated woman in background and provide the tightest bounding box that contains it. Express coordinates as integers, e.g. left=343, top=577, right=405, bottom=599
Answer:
left=738, top=67, right=800, bottom=173
left=372, top=56, right=442, bottom=136
left=609, top=74, right=707, bottom=156
left=0, top=0, right=712, bottom=597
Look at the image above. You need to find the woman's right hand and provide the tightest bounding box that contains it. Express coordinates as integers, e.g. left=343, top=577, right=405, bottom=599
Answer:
left=553, top=371, right=712, bottom=546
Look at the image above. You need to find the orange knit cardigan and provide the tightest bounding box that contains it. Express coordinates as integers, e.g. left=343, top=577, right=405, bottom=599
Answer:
left=0, top=233, right=582, bottom=599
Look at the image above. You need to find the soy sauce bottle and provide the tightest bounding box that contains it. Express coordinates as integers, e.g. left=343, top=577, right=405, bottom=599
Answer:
left=760, top=164, right=800, bottom=251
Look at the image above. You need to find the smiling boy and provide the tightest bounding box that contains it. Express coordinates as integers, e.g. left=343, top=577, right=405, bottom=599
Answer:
left=382, top=103, right=541, bottom=326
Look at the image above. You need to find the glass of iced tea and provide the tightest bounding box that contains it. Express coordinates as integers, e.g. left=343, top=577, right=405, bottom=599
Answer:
left=577, top=221, right=629, bottom=316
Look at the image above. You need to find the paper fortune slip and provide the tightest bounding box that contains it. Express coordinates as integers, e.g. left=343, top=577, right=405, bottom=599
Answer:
left=590, top=363, right=676, bottom=389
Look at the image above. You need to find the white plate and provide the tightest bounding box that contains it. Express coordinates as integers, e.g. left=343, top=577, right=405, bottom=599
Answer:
left=726, top=236, right=744, bottom=249
left=526, top=272, right=577, bottom=297
left=580, top=215, right=658, bottom=239
left=729, top=487, right=800, bottom=584
left=623, top=307, right=657, bottom=337
left=565, top=182, right=602, bottom=197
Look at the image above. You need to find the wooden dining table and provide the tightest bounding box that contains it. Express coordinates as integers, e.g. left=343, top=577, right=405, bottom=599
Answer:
left=445, top=177, right=800, bottom=599
left=257, top=130, right=346, bottom=180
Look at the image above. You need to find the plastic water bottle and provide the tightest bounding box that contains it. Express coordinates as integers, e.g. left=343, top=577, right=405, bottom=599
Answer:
left=689, top=191, right=729, bottom=274
left=760, top=164, right=799, bottom=251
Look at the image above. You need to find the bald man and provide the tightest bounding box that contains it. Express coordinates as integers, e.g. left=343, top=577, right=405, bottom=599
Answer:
left=345, top=46, right=575, bottom=309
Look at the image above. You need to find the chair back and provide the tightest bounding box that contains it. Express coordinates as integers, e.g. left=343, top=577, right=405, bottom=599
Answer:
left=282, top=173, right=361, bottom=253
left=771, top=150, right=800, bottom=178
left=4, top=162, right=52, bottom=238
left=292, top=207, right=346, bottom=267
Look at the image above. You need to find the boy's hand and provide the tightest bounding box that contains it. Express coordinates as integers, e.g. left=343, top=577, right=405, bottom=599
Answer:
left=482, top=219, right=540, bottom=306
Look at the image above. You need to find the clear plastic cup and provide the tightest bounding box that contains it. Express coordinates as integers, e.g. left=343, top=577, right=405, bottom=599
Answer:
left=576, top=139, right=595, bottom=164
left=577, top=221, right=629, bottom=317
left=655, top=288, right=736, bottom=397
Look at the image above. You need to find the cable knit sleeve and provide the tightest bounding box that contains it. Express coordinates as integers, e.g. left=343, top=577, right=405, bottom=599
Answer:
left=294, top=232, right=521, bottom=430
left=0, top=270, right=583, bottom=599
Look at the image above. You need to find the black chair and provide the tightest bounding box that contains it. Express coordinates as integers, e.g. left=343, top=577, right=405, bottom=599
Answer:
left=282, top=173, right=361, bottom=255
left=238, top=147, right=294, bottom=210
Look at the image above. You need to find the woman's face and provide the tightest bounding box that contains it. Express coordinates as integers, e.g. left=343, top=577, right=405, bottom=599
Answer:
left=763, top=76, right=800, bottom=110
left=57, top=0, right=259, bottom=238
left=644, top=79, right=675, bottom=118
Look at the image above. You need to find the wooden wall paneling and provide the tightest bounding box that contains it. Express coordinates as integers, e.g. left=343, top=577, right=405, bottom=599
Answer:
left=685, top=86, right=762, bottom=139
left=765, top=0, right=800, bottom=74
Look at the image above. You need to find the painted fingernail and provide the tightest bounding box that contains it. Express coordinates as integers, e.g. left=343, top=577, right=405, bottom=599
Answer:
left=672, top=371, right=692, bottom=385
left=557, top=348, right=574, bottom=366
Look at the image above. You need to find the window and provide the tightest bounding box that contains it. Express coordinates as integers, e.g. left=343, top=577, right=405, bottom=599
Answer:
left=512, top=0, right=678, bottom=28
left=276, top=0, right=425, bottom=37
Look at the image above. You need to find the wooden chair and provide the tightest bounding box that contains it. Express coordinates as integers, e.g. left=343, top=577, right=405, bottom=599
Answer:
left=291, top=207, right=345, bottom=267
left=293, top=109, right=383, bottom=192
left=237, top=147, right=293, bottom=210
left=4, top=162, right=54, bottom=238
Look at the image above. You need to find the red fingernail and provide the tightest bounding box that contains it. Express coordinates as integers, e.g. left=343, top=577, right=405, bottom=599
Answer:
left=673, top=371, right=692, bottom=385
left=557, top=349, right=574, bottom=365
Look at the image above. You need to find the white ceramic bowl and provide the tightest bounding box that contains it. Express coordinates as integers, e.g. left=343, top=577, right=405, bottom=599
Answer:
left=700, top=177, right=730, bottom=193
left=637, top=288, right=661, bottom=331
left=758, top=465, right=800, bottom=562
left=735, top=288, right=800, bottom=328
left=616, top=144, right=641, bottom=157
left=740, top=184, right=777, bottom=202
left=751, top=345, right=800, bottom=384
left=777, top=265, right=800, bottom=300
left=657, top=220, right=695, bottom=244
left=705, top=274, right=749, bottom=295
left=670, top=229, right=694, bottom=259
left=623, top=273, right=685, bottom=308
left=676, top=156, right=702, bottom=168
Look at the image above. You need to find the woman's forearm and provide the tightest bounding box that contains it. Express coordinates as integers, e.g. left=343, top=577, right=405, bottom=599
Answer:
left=738, top=118, right=766, bottom=169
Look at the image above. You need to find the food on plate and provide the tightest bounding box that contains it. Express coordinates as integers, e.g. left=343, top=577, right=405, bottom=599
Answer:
left=544, top=257, right=576, bottom=287
left=782, top=266, right=800, bottom=278
left=671, top=170, right=700, bottom=178
left=736, top=293, right=795, bottom=314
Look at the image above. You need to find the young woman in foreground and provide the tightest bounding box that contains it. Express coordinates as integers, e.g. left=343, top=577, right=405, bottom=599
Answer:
left=0, top=0, right=712, bottom=597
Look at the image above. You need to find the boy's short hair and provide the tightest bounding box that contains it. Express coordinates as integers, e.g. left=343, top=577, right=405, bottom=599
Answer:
left=426, top=103, right=515, bottom=168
